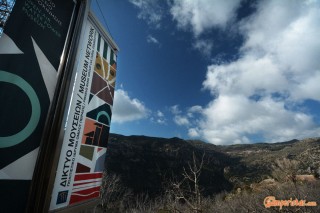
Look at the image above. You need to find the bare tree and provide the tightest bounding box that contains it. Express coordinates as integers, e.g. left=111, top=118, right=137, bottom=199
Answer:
left=167, top=152, right=205, bottom=213
left=100, top=171, right=132, bottom=211
left=271, top=158, right=300, bottom=183
left=271, top=157, right=301, bottom=198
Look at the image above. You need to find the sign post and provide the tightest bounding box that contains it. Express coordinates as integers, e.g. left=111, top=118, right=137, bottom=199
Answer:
left=0, top=1, right=118, bottom=211
left=48, top=12, right=119, bottom=211
left=0, top=0, right=79, bottom=212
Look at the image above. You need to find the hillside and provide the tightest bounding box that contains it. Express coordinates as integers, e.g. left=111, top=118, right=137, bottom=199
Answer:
left=105, top=134, right=320, bottom=197
left=105, top=134, right=233, bottom=197
left=190, top=137, right=320, bottom=186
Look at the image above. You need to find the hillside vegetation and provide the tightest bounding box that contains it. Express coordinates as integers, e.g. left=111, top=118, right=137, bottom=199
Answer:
left=99, top=134, right=320, bottom=212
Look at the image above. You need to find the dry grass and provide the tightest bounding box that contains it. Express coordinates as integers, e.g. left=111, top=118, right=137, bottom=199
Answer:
left=100, top=177, right=320, bottom=213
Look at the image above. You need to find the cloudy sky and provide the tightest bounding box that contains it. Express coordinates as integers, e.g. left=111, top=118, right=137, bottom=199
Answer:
left=91, top=0, right=320, bottom=145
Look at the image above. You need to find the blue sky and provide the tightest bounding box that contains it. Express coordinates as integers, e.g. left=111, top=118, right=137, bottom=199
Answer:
left=91, top=0, right=320, bottom=145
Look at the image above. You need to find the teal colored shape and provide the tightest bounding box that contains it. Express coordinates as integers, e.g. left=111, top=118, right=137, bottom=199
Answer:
left=0, top=71, right=41, bottom=148
left=96, top=111, right=110, bottom=125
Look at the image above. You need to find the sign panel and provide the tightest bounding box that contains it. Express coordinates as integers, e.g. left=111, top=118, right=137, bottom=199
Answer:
left=50, top=16, right=117, bottom=210
left=0, top=0, right=75, bottom=211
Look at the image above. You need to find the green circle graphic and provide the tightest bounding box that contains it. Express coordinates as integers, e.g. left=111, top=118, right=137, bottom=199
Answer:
left=0, top=71, right=41, bottom=148
left=96, top=111, right=111, bottom=125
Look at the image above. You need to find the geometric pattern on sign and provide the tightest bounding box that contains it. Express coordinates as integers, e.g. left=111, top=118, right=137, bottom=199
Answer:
left=82, top=118, right=110, bottom=148
left=76, top=145, right=106, bottom=173
left=90, top=72, right=114, bottom=106
left=70, top=172, right=103, bottom=205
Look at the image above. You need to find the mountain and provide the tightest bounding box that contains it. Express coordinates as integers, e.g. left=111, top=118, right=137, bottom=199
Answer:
left=105, top=134, right=320, bottom=197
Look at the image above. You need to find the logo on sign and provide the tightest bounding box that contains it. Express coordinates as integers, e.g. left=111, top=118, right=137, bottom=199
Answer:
left=56, top=190, right=69, bottom=204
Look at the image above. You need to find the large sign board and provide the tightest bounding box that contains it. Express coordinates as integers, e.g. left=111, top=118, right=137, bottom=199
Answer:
left=0, top=0, right=76, bottom=212
left=50, top=14, right=118, bottom=210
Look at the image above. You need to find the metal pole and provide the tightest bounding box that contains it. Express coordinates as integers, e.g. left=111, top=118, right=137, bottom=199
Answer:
left=26, top=1, right=90, bottom=212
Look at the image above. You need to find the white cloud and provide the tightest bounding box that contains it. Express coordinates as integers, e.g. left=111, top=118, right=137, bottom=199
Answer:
left=193, top=39, right=213, bottom=57
left=130, top=0, right=240, bottom=55
left=189, top=0, right=320, bottom=144
left=199, top=95, right=318, bottom=145
left=292, top=72, right=320, bottom=101
left=239, top=0, right=320, bottom=82
left=129, top=0, right=163, bottom=28
left=150, top=117, right=166, bottom=125
left=128, top=0, right=320, bottom=144
left=187, top=105, right=203, bottom=118
left=170, top=105, right=181, bottom=114
left=188, top=128, right=200, bottom=137
left=157, top=110, right=164, bottom=117
left=203, top=55, right=288, bottom=97
left=112, top=89, right=149, bottom=123
left=188, top=105, right=203, bottom=113
left=170, top=0, right=242, bottom=36
left=174, top=115, right=190, bottom=126
left=147, top=35, right=160, bottom=45
left=151, top=110, right=166, bottom=125
left=156, top=118, right=166, bottom=125
left=170, top=105, right=201, bottom=127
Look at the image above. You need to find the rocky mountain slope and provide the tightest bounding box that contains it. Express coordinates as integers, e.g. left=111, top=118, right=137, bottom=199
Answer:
left=105, top=134, right=320, bottom=197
